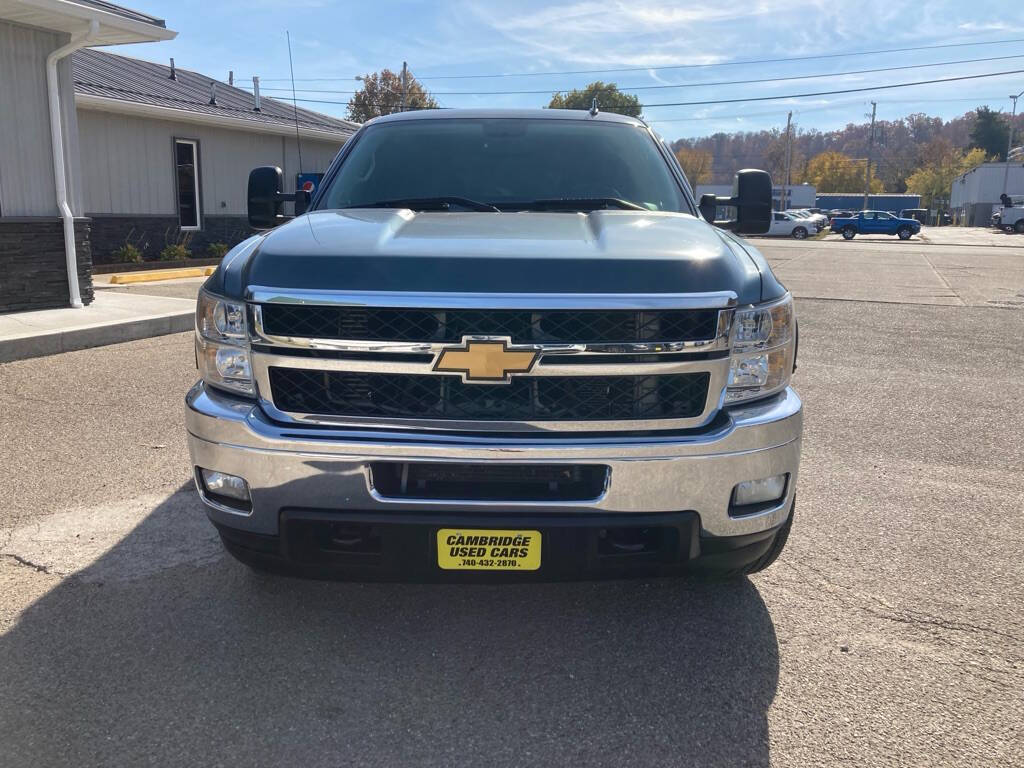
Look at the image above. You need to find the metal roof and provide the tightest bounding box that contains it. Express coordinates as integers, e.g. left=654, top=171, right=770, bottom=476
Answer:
left=72, top=0, right=165, bottom=26
left=72, top=49, right=359, bottom=137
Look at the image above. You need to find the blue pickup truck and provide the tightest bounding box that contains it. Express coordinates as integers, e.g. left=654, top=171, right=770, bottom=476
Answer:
left=830, top=210, right=921, bottom=240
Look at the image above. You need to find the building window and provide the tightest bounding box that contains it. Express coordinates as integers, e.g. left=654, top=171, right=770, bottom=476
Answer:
left=174, top=139, right=201, bottom=230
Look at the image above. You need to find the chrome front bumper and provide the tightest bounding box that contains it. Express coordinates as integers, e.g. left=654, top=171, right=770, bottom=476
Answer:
left=185, top=383, right=802, bottom=539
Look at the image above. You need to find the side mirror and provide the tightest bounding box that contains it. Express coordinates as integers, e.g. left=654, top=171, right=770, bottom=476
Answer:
left=248, top=166, right=286, bottom=229
left=698, top=169, right=773, bottom=235
left=294, top=189, right=311, bottom=216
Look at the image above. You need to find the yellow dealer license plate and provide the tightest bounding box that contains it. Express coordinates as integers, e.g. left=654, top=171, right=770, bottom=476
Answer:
left=437, top=529, right=541, bottom=571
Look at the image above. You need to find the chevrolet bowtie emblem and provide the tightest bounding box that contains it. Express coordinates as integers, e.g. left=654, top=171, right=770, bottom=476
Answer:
left=433, top=338, right=539, bottom=383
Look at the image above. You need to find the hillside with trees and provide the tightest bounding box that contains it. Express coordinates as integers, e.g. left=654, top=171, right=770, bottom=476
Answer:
left=671, top=108, right=1023, bottom=200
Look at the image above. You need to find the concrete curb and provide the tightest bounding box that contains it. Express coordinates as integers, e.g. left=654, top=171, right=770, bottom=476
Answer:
left=109, top=267, right=215, bottom=284
left=0, top=310, right=194, bottom=364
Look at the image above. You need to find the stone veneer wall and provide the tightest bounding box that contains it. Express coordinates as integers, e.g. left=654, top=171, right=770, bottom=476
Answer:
left=0, top=218, right=93, bottom=312
left=88, top=215, right=257, bottom=264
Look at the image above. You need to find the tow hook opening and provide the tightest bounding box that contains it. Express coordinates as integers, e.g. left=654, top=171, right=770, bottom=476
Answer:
left=598, top=526, right=664, bottom=557
left=318, top=523, right=382, bottom=555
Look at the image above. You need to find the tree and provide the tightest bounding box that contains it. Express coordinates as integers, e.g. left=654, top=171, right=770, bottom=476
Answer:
left=674, top=147, right=713, bottom=184
left=548, top=82, right=641, bottom=117
left=803, top=151, right=883, bottom=193
left=905, top=139, right=988, bottom=207
left=969, top=106, right=1010, bottom=160
left=347, top=68, right=438, bottom=122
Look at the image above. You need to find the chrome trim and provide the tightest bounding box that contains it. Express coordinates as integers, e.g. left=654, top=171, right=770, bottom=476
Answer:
left=185, top=382, right=803, bottom=538
left=249, top=305, right=733, bottom=355
left=247, top=288, right=738, bottom=309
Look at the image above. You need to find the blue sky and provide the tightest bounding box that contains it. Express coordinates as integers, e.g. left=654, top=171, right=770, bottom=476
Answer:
left=109, top=0, right=1024, bottom=141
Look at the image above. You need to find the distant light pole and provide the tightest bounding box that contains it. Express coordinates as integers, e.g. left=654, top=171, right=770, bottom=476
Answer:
left=1002, top=89, right=1024, bottom=199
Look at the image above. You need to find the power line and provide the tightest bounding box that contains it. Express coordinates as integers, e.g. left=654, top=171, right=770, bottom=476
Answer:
left=251, top=53, right=1024, bottom=97
left=636, top=67, right=1024, bottom=108
left=240, top=36, right=1024, bottom=82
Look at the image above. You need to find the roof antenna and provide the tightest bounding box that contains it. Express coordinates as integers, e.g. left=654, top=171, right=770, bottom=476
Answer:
left=168, top=57, right=176, bottom=81
left=590, top=97, right=599, bottom=116
left=286, top=30, right=304, bottom=174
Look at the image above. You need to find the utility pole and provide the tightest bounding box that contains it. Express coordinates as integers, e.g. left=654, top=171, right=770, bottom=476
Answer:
left=1002, top=90, right=1023, bottom=199
left=781, top=111, right=792, bottom=212
left=400, top=61, right=408, bottom=113
left=863, top=101, right=877, bottom=211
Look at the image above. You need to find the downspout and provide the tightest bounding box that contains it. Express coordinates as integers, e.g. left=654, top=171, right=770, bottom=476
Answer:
left=46, top=20, right=98, bottom=309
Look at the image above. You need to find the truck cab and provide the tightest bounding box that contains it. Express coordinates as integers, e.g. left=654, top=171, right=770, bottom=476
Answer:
left=186, top=109, right=802, bottom=580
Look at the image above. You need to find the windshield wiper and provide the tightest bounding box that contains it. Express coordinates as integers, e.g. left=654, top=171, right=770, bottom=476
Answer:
left=344, top=197, right=500, bottom=213
left=506, top=198, right=648, bottom=212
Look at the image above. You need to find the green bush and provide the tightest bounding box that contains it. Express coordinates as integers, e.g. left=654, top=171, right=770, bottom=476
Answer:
left=159, top=243, right=191, bottom=262
left=111, top=243, right=143, bottom=264
left=207, top=242, right=230, bottom=259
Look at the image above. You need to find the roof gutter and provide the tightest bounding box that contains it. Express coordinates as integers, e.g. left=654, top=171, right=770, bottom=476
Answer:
left=47, top=19, right=98, bottom=309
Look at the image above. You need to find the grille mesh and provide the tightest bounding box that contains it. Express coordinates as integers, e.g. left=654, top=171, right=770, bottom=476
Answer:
left=269, top=368, right=711, bottom=422
left=260, top=305, right=719, bottom=344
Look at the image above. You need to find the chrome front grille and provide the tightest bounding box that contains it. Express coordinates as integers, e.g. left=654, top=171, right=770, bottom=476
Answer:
left=248, top=290, right=736, bottom=433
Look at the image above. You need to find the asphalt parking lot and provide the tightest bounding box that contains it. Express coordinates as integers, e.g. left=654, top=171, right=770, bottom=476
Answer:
left=1, top=237, right=1022, bottom=767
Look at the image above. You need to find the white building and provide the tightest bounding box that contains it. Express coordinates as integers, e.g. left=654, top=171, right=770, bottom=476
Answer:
left=950, top=161, right=1024, bottom=226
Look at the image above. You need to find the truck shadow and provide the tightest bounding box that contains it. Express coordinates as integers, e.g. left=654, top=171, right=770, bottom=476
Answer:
left=0, top=485, right=779, bottom=767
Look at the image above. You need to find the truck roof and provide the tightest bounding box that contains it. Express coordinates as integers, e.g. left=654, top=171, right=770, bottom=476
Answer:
left=365, top=108, right=646, bottom=128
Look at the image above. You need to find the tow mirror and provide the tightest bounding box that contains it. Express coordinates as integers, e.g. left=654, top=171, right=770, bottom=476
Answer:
left=248, top=166, right=309, bottom=229
left=699, top=169, right=773, bottom=235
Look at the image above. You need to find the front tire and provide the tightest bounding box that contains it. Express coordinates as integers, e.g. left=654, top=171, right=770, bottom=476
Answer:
left=792, top=226, right=808, bottom=240
left=897, top=227, right=912, bottom=240
left=1015, top=220, right=1024, bottom=234
left=842, top=227, right=856, bottom=240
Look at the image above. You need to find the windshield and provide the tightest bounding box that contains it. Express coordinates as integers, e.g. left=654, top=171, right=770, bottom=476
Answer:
left=317, top=118, right=687, bottom=212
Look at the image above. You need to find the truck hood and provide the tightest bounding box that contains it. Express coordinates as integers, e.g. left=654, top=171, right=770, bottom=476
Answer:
left=215, top=209, right=769, bottom=304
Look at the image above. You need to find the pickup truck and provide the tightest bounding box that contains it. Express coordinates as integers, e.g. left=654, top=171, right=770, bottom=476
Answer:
left=992, top=197, right=1024, bottom=233
left=831, top=210, right=921, bottom=240
left=186, top=109, right=802, bottom=581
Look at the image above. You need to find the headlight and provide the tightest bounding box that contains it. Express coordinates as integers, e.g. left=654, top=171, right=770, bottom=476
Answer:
left=196, top=289, right=254, bottom=396
left=726, top=293, right=795, bottom=404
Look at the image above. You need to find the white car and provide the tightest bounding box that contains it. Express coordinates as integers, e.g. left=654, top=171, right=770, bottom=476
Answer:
left=785, top=209, right=826, bottom=231
left=766, top=211, right=814, bottom=239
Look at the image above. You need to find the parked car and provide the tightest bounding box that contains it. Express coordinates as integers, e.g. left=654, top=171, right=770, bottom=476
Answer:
left=827, top=211, right=853, bottom=229
left=785, top=209, right=825, bottom=231
left=992, top=197, right=1024, bottom=233
left=186, top=108, right=801, bottom=581
left=900, top=209, right=928, bottom=225
left=831, top=210, right=921, bottom=240
left=768, top=211, right=814, bottom=238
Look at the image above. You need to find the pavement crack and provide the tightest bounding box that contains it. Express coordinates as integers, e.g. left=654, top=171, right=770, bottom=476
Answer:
left=1, top=552, right=54, bottom=574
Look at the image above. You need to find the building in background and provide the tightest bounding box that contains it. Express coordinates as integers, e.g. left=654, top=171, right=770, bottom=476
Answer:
left=0, top=0, right=358, bottom=314
left=73, top=49, right=358, bottom=263
left=950, top=162, right=1024, bottom=226
left=0, top=0, right=175, bottom=312
left=695, top=183, right=816, bottom=213
left=814, top=193, right=921, bottom=214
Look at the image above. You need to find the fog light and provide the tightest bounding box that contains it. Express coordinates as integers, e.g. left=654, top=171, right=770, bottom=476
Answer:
left=732, top=474, right=787, bottom=507
left=199, top=468, right=250, bottom=502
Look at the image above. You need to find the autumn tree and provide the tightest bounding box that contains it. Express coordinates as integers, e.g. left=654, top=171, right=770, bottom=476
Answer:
left=347, top=68, right=438, bottom=122
left=969, top=106, right=1010, bottom=160
left=675, top=147, right=713, bottom=184
left=803, top=151, right=883, bottom=193
left=548, top=82, right=641, bottom=118
left=905, top=139, right=988, bottom=207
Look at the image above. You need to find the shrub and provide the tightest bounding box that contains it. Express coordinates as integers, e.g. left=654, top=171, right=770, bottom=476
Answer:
left=159, top=243, right=191, bottom=261
left=207, top=242, right=230, bottom=259
left=111, top=243, right=143, bottom=264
